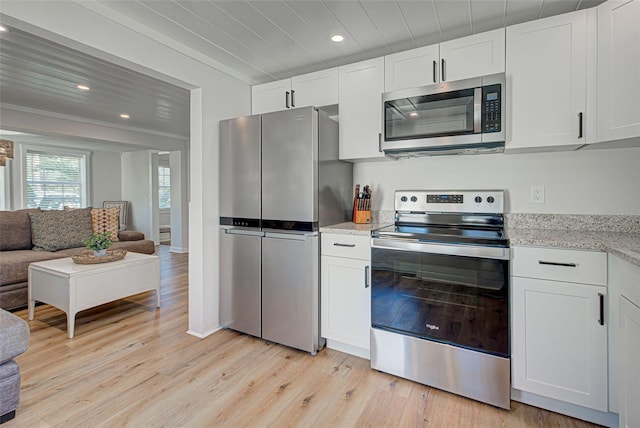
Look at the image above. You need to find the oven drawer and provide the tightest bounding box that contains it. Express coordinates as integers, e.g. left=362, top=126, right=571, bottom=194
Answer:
left=321, top=233, right=371, bottom=260
left=512, top=246, right=607, bottom=286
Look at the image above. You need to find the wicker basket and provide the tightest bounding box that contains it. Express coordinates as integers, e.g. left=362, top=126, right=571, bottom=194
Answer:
left=72, top=249, right=128, bottom=265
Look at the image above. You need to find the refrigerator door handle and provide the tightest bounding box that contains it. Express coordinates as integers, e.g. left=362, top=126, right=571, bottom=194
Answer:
left=264, top=231, right=317, bottom=240
left=223, top=228, right=265, bottom=237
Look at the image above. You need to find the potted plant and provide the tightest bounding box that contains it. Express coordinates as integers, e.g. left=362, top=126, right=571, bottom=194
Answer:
left=84, top=232, right=113, bottom=257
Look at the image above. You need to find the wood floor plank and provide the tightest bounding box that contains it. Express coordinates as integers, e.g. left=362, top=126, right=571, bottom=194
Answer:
left=6, top=246, right=603, bottom=428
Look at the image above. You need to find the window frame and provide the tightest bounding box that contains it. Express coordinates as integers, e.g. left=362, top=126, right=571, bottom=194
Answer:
left=158, top=164, right=171, bottom=210
left=21, top=144, right=91, bottom=210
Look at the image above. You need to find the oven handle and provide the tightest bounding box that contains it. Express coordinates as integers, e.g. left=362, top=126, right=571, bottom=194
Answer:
left=371, top=238, right=510, bottom=260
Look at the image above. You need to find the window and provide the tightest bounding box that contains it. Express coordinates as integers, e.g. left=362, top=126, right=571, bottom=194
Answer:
left=158, top=165, right=171, bottom=209
left=24, top=148, right=88, bottom=210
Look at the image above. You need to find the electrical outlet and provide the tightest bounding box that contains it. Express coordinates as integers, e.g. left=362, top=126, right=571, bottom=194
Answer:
left=530, top=185, right=545, bottom=204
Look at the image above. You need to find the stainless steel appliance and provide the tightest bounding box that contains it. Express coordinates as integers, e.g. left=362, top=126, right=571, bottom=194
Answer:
left=381, top=74, right=506, bottom=157
left=219, top=107, right=352, bottom=354
left=370, top=190, right=510, bottom=409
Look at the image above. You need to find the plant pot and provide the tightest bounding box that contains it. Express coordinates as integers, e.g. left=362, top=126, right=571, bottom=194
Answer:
left=93, top=249, right=108, bottom=257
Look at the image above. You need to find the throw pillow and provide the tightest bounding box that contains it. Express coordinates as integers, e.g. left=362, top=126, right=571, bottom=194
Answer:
left=91, top=207, right=120, bottom=241
left=28, top=207, right=94, bottom=251
left=0, top=208, right=41, bottom=251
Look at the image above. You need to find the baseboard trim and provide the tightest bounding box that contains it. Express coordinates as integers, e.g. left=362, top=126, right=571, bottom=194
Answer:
left=169, top=246, right=188, bottom=254
left=511, top=388, right=618, bottom=427
left=186, top=326, right=222, bottom=339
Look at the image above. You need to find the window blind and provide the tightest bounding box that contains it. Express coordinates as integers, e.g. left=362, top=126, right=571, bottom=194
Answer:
left=25, top=150, right=84, bottom=210
left=158, top=165, right=171, bottom=209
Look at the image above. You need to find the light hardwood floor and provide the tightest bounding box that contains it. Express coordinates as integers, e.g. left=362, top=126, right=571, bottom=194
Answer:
left=7, top=246, right=600, bottom=427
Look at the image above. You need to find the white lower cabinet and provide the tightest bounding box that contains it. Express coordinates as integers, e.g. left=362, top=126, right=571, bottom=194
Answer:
left=321, top=233, right=371, bottom=359
left=619, top=296, right=640, bottom=428
left=511, top=247, right=608, bottom=413
left=609, top=254, right=640, bottom=427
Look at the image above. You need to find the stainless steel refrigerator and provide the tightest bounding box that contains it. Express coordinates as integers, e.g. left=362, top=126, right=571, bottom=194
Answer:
left=219, top=107, right=353, bottom=354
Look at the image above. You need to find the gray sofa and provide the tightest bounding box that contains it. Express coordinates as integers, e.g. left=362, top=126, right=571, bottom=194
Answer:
left=0, top=209, right=156, bottom=311
left=0, top=309, right=29, bottom=424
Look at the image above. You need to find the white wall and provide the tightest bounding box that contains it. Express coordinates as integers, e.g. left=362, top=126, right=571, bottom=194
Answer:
left=354, top=147, right=640, bottom=215
left=91, top=151, right=122, bottom=206
left=121, top=151, right=154, bottom=240
left=0, top=1, right=251, bottom=337
left=169, top=150, right=189, bottom=253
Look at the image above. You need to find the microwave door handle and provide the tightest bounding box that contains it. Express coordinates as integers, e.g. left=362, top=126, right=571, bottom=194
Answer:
left=474, top=87, right=482, bottom=133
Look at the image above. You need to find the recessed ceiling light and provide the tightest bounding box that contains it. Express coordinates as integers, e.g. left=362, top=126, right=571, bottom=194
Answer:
left=331, top=34, right=344, bottom=43
left=410, top=112, right=419, bottom=117
left=119, top=113, right=130, bottom=119
left=0, top=25, right=7, bottom=33
left=76, top=84, right=90, bottom=91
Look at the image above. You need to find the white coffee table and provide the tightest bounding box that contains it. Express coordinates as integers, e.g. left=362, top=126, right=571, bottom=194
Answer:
left=28, top=252, right=160, bottom=338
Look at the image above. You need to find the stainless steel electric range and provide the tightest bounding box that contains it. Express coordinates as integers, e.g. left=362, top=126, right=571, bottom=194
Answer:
left=370, top=190, right=510, bottom=409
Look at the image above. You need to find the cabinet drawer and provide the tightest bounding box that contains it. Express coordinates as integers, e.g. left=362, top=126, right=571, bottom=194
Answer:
left=512, top=246, right=607, bottom=285
left=321, top=233, right=371, bottom=260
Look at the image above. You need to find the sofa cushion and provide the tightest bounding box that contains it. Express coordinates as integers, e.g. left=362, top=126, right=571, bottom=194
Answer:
left=91, top=207, right=120, bottom=241
left=0, top=310, right=29, bottom=364
left=0, top=209, right=41, bottom=251
left=0, top=250, right=67, bottom=286
left=118, top=230, right=145, bottom=241
left=28, top=208, right=94, bottom=251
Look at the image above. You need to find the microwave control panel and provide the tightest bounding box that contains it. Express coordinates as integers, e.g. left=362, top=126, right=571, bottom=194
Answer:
left=482, top=84, right=502, bottom=133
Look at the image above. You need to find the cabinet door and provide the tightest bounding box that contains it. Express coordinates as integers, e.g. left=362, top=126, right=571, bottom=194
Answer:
left=440, top=28, right=505, bottom=83
left=292, top=67, right=338, bottom=108
left=251, top=78, right=291, bottom=114
left=506, top=11, right=589, bottom=152
left=321, top=255, right=370, bottom=359
left=512, top=277, right=608, bottom=411
left=384, top=44, right=439, bottom=91
left=597, top=0, right=640, bottom=143
left=619, top=296, right=640, bottom=428
left=338, top=57, right=385, bottom=160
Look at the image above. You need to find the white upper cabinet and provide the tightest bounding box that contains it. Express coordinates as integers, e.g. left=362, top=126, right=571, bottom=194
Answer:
left=291, top=67, right=339, bottom=110
left=597, top=0, right=640, bottom=144
left=384, top=28, right=505, bottom=92
left=439, top=28, right=505, bottom=83
left=339, top=57, right=385, bottom=160
left=506, top=10, right=594, bottom=152
left=385, top=44, right=440, bottom=91
left=251, top=68, right=339, bottom=115
left=251, top=78, right=291, bottom=115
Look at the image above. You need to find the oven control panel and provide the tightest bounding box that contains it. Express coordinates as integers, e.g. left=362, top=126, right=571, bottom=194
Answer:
left=395, top=190, right=504, bottom=214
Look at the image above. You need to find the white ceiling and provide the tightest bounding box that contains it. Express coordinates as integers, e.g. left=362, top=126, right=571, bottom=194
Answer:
left=0, top=0, right=605, bottom=148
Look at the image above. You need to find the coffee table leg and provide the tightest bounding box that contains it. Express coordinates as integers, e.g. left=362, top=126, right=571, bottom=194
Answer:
left=156, top=288, right=161, bottom=308
left=67, top=311, right=76, bottom=338
left=28, top=299, right=35, bottom=321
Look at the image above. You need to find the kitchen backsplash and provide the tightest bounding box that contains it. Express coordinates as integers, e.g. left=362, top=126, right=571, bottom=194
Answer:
left=505, top=214, right=640, bottom=233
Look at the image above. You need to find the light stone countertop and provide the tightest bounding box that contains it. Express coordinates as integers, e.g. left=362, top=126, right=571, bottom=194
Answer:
left=319, top=222, right=390, bottom=236
left=319, top=220, right=640, bottom=267
left=507, top=228, right=640, bottom=267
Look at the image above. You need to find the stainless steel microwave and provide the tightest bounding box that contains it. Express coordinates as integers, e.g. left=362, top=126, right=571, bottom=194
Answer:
left=381, top=73, right=506, bottom=157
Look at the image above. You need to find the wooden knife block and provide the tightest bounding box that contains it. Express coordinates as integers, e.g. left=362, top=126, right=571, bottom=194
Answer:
left=353, top=198, right=371, bottom=224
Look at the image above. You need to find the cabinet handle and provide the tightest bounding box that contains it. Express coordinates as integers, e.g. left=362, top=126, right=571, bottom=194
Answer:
left=578, top=112, right=583, bottom=139
left=378, top=133, right=383, bottom=152
left=291, top=89, right=295, bottom=107
left=598, top=293, right=604, bottom=326
left=365, top=265, right=370, bottom=288
left=441, top=58, right=446, bottom=82
left=432, top=60, right=437, bottom=83
left=285, top=91, right=290, bottom=109
left=333, top=243, right=356, bottom=248
left=538, top=260, right=577, bottom=267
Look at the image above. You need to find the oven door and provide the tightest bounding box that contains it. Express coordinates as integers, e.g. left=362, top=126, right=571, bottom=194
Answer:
left=371, top=242, right=509, bottom=357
